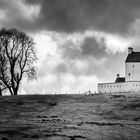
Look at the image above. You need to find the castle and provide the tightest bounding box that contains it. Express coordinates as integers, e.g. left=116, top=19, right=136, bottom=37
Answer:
left=98, top=47, right=140, bottom=93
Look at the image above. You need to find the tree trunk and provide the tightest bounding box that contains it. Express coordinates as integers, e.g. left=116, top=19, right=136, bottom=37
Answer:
left=14, top=83, right=20, bottom=95
left=8, top=87, right=14, bottom=95
left=14, top=91, right=18, bottom=95
left=13, top=88, right=18, bottom=95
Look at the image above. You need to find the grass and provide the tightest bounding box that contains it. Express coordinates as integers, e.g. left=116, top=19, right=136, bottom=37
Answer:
left=0, top=94, right=140, bottom=140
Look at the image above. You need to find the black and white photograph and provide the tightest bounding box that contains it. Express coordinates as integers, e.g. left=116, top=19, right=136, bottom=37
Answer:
left=0, top=0, right=140, bottom=139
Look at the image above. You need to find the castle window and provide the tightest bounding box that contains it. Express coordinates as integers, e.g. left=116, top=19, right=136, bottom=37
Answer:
left=129, top=73, right=130, bottom=76
left=133, top=65, right=134, bottom=68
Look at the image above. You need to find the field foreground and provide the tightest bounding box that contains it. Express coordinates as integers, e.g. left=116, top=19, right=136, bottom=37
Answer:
left=0, top=94, right=140, bottom=140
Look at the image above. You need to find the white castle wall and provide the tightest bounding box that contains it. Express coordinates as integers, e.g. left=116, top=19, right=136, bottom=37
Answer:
left=125, top=63, right=140, bottom=82
left=98, top=82, right=125, bottom=93
left=98, top=48, right=140, bottom=94
left=98, top=81, right=140, bottom=93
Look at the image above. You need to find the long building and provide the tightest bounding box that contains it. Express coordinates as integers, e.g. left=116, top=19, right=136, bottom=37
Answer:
left=98, top=47, right=140, bottom=93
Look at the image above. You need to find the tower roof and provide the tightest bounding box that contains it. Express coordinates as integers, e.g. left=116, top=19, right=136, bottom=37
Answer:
left=125, top=52, right=140, bottom=63
left=115, top=77, right=125, bottom=83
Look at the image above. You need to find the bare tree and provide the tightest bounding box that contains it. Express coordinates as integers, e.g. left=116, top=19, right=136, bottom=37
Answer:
left=0, top=28, right=37, bottom=95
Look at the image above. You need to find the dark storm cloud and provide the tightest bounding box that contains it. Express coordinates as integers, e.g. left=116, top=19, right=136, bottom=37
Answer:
left=81, top=37, right=106, bottom=59
left=1, top=0, right=140, bottom=34
left=50, top=36, right=106, bottom=76
left=61, top=36, right=106, bottom=60
left=0, top=0, right=40, bottom=33
left=24, top=0, right=140, bottom=34
left=60, top=40, right=81, bottom=60
left=51, top=35, right=126, bottom=79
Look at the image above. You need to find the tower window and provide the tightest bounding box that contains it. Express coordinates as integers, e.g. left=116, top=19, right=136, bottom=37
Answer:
left=133, top=65, right=134, bottom=68
left=129, top=73, right=130, bottom=76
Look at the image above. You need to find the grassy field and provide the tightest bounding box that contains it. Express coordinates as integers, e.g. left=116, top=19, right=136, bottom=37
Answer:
left=0, top=94, right=140, bottom=140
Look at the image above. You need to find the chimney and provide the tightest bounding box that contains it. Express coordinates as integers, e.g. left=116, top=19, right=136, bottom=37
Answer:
left=128, top=47, right=133, bottom=54
left=117, top=74, right=120, bottom=78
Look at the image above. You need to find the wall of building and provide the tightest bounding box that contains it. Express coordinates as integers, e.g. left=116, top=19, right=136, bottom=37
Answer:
left=125, top=62, right=140, bottom=81
left=98, top=81, right=140, bottom=93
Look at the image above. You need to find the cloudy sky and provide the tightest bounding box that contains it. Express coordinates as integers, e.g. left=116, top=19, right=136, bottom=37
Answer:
left=0, top=0, right=140, bottom=94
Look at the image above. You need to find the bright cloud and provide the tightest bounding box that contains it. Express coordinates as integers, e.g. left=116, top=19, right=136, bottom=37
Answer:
left=23, top=73, right=99, bottom=94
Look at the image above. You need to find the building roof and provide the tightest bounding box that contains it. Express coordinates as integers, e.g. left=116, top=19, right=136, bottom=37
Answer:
left=126, top=52, right=140, bottom=62
left=115, top=77, right=125, bottom=83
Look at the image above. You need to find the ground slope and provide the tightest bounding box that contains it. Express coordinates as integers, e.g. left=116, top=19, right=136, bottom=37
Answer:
left=0, top=94, right=140, bottom=140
